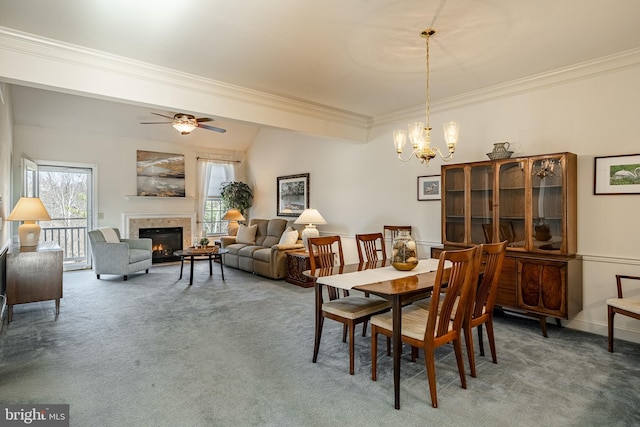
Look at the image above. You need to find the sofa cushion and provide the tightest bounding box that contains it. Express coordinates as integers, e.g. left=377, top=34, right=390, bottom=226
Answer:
left=224, top=243, right=247, bottom=256
left=279, top=227, right=299, bottom=245
left=238, top=245, right=262, bottom=258
left=250, top=219, right=269, bottom=246
left=252, top=248, right=273, bottom=263
left=263, top=219, right=288, bottom=247
left=236, top=224, right=258, bottom=245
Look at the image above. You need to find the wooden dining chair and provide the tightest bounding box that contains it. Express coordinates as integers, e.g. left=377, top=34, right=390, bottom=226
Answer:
left=607, top=274, right=640, bottom=352
left=355, top=232, right=386, bottom=263
left=370, top=246, right=481, bottom=408
left=383, top=225, right=412, bottom=246
left=463, top=240, right=507, bottom=378
left=309, top=235, right=390, bottom=375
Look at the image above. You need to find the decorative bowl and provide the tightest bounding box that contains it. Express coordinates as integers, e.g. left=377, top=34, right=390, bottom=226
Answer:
left=487, top=150, right=514, bottom=160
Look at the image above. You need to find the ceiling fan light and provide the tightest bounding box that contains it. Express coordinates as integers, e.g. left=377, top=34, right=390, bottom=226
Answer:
left=173, top=122, right=197, bottom=134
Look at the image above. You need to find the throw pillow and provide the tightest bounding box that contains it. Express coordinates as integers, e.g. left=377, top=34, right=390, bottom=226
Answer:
left=99, top=227, right=120, bottom=243
left=278, top=227, right=299, bottom=245
left=236, top=224, right=258, bottom=245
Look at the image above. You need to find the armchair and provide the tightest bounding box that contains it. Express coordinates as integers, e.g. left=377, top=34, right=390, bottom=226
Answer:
left=88, top=228, right=152, bottom=281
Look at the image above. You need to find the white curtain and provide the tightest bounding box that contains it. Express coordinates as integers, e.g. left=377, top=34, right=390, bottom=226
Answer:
left=196, top=159, right=236, bottom=236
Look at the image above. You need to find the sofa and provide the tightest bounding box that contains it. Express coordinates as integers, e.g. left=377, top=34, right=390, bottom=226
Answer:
left=219, top=218, right=305, bottom=279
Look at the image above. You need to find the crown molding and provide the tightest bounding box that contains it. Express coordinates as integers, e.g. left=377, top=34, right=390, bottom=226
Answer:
left=374, top=48, right=640, bottom=129
left=0, top=26, right=370, bottom=140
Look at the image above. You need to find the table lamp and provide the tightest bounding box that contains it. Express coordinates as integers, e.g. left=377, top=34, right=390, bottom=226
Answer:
left=7, top=197, right=52, bottom=247
left=294, top=208, right=327, bottom=251
left=222, top=208, right=246, bottom=236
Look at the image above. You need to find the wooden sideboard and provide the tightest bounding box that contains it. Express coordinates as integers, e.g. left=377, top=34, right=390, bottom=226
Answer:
left=7, top=241, right=63, bottom=322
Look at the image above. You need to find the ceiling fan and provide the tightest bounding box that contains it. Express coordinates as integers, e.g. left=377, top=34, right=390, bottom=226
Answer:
left=140, top=112, right=226, bottom=135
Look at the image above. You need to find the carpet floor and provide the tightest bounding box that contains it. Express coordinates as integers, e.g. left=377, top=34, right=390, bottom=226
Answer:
left=1, top=262, right=639, bottom=426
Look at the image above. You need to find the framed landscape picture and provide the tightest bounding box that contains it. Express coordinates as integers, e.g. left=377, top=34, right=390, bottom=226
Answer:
left=277, top=173, right=309, bottom=216
left=417, top=175, right=441, bottom=201
left=594, top=154, right=640, bottom=195
left=136, top=150, right=185, bottom=197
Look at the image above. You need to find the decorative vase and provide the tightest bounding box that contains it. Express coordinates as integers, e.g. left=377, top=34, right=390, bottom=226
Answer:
left=391, top=230, right=419, bottom=271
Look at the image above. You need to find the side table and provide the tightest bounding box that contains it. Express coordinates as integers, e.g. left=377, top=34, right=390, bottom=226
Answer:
left=7, top=241, right=63, bottom=322
left=285, top=250, right=316, bottom=288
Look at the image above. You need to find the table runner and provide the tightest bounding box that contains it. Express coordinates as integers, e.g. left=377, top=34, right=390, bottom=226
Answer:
left=316, top=258, right=444, bottom=290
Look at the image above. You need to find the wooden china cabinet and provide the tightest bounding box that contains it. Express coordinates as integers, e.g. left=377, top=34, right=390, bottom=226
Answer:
left=433, top=152, right=582, bottom=336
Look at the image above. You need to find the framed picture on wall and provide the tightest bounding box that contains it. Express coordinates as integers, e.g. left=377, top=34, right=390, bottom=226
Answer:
left=277, top=173, right=310, bottom=216
left=594, top=154, right=640, bottom=195
left=136, top=150, right=185, bottom=197
left=417, top=175, right=441, bottom=201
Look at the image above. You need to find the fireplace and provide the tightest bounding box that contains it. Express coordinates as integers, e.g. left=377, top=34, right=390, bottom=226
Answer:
left=139, top=227, right=183, bottom=263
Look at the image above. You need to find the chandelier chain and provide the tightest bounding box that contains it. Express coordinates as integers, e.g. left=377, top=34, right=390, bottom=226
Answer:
left=425, top=31, right=431, bottom=132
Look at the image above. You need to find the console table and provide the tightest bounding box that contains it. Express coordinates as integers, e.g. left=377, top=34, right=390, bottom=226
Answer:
left=7, top=241, right=63, bottom=322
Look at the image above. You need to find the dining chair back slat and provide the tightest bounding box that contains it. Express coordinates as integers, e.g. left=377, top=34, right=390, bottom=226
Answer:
left=463, top=241, right=507, bottom=377
left=427, top=246, right=481, bottom=341
left=308, top=235, right=344, bottom=271
left=356, top=233, right=386, bottom=263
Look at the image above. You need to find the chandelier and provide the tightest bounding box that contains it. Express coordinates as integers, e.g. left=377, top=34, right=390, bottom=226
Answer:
left=393, top=29, right=459, bottom=166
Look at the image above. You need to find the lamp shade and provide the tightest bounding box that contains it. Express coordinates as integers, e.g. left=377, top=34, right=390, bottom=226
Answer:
left=7, top=197, right=51, bottom=247
left=222, top=208, right=246, bottom=222
left=7, top=197, right=51, bottom=221
left=294, top=208, right=327, bottom=226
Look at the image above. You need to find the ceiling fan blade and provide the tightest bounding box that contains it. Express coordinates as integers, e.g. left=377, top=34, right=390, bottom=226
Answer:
left=198, top=123, right=227, bottom=133
left=196, top=117, right=213, bottom=123
left=151, top=112, right=176, bottom=120
left=140, top=121, right=172, bottom=124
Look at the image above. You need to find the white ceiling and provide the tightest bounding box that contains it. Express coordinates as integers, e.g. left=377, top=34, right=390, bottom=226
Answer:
left=2, top=0, right=640, bottom=149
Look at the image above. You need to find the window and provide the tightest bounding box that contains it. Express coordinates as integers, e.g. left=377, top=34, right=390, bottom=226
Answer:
left=198, top=160, right=236, bottom=236
left=203, top=197, right=225, bottom=234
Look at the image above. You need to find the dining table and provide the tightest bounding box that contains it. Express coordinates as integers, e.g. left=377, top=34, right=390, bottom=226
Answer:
left=304, top=258, right=446, bottom=410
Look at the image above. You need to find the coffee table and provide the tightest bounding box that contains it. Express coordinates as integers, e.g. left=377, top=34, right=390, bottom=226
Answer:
left=174, top=248, right=228, bottom=286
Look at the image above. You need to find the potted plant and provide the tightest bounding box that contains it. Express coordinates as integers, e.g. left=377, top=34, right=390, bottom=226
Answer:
left=220, top=181, right=253, bottom=217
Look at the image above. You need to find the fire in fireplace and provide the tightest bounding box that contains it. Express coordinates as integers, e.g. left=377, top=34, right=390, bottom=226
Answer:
left=138, top=227, right=183, bottom=263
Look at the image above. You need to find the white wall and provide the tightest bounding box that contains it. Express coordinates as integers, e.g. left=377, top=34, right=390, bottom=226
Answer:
left=12, top=125, right=243, bottom=237
left=0, top=83, right=13, bottom=249
left=247, top=64, right=640, bottom=342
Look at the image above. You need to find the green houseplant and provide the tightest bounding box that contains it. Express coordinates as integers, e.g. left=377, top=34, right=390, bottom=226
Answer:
left=220, top=181, right=253, bottom=216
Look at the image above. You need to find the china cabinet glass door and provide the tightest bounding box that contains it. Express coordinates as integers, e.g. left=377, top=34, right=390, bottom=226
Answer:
left=530, top=155, right=564, bottom=252
left=498, top=160, right=526, bottom=250
left=443, top=166, right=466, bottom=244
left=470, top=164, right=493, bottom=245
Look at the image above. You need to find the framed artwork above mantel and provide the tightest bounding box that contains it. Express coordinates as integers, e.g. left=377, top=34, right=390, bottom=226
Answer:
left=277, top=173, right=309, bottom=217
left=136, top=150, right=185, bottom=197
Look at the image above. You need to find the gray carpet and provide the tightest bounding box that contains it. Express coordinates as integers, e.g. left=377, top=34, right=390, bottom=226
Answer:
left=1, top=262, right=639, bottom=427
